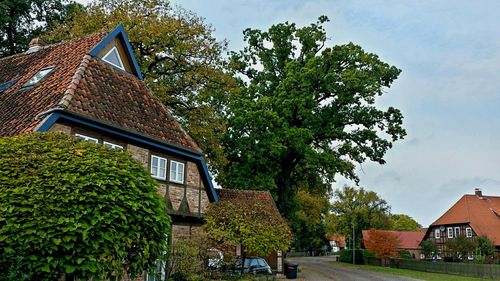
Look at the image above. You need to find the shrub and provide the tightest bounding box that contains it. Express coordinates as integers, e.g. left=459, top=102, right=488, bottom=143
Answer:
left=0, top=133, right=171, bottom=280
left=339, top=249, right=364, bottom=264
left=399, top=250, right=413, bottom=259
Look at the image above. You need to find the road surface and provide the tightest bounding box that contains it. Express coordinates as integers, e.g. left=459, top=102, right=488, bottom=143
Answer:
left=286, top=256, right=423, bottom=281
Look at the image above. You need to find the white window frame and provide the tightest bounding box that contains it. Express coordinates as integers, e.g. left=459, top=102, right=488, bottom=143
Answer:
left=75, top=133, right=99, bottom=143
left=102, top=46, right=125, bottom=71
left=447, top=227, right=453, bottom=238
left=103, top=141, right=123, bottom=150
left=466, top=227, right=473, bottom=238
left=170, top=160, right=185, bottom=184
left=454, top=227, right=461, bottom=237
left=434, top=229, right=440, bottom=239
left=151, top=155, right=167, bottom=180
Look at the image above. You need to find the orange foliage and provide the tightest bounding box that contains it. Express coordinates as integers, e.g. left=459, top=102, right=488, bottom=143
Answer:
left=364, top=230, right=401, bottom=258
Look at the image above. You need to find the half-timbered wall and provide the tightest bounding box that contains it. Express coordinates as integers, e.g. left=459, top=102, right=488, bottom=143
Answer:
left=48, top=122, right=211, bottom=219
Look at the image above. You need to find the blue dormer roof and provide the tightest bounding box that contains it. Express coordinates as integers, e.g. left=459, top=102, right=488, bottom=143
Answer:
left=89, top=24, right=143, bottom=80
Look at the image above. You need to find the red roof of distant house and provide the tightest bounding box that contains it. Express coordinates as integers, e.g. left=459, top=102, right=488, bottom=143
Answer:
left=430, top=192, right=500, bottom=245
left=362, top=229, right=426, bottom=250
left=328, top=234, right=346, bottom=248
left=0, top=30, right=200, bottom=152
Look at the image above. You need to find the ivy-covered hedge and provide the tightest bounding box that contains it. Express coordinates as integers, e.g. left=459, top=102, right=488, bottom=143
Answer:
left=0, top=133, right=170, bottom=280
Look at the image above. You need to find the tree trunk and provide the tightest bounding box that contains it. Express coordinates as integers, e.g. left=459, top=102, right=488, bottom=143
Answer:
left=277, top=169, right=293, bottom=218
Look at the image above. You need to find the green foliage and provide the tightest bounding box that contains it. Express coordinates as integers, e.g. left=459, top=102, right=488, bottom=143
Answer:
left=399, top=250, right=413, bottom=259
left=446, top=235, right=476, bottom=260
left=0, top=0, right=69, bottom=56
left=204, top=200, right=292, bottom=258
left=420, top=240, right=438, bottom=259
left=221, top=16, right=405, bottom=216
left=475, top=235, right=495, bottom=257
left=329, top=186, right=391, bottom=247
left=289, top=190, right=329, bottom=252
left=389, top=214, right=421, bottom=231
left=43, top=0, right=236, bottom=175
left=0, top=132, right=170, bottom=280
left=338, top=249, right=366, bottom=264
left=165, top=236, right=209, bottom=281
left=0, top=248, right=32, bottom=281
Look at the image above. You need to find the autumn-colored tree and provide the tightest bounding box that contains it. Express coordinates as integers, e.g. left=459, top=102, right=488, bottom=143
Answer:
left=204, top=199, right=292, bottom=272
left=364, top=230, right=401, bottom=262
left=43, top=0, right=236, bottom=174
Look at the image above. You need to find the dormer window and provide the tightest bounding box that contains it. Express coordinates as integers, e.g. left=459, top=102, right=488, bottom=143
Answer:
left=102, top=47, right=125, bottom=71
left=23, top=66, right=56, bottom=87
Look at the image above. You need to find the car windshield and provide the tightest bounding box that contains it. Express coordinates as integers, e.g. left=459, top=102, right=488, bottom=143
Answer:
left=235, top=258, right=256, bottom=268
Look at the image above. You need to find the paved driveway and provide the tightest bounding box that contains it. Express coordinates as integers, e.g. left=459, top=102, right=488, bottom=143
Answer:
left=287, top=256, right=423, bottom=281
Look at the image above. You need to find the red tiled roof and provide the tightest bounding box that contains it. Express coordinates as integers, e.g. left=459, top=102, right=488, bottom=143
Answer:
left=362, top=229, right=425, bottom=250
left=0, top=33, right=107, bottom=136
left=217, top=189, right=283, bottom=220
left=431, top=193, right=500, bottom=245
left=0, top=31, right=200, bottom=152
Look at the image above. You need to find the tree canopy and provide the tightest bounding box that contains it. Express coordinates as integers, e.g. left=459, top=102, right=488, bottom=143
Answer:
left=0, top=0, right=70, bottom=57
left=0, top=133, right=170, bottom=280
left=43, top=0, right=237, bottom=175
left=221, top=16, right=405, bottom=216
left=329, top=186, right=391, bottom=247
left=389, top=214, right=421, bottom=231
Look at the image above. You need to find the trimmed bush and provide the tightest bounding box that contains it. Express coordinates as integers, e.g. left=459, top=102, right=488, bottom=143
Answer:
left=339, top=249, right=363, bottom=264
left=0, top=133, right=170, bottom=280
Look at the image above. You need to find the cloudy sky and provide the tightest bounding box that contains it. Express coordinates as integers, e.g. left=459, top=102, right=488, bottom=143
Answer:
left=79, top=0, right=500, bottom=226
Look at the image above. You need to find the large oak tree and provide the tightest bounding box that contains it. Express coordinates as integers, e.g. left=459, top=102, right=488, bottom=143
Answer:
left=221, top=17, right=405, bottom=216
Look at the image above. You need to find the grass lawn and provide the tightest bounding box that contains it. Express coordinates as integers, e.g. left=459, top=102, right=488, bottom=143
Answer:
left=330, top=261, right=494, bottom=281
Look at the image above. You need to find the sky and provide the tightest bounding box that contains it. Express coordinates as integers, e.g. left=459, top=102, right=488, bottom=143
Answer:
left=78, top=0, right=500, bottom=226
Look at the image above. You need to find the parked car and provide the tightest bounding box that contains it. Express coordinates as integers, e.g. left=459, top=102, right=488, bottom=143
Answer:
left=227, top=256, right=272, bottom=275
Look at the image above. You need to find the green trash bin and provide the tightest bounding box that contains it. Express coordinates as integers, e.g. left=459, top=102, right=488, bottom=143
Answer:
left=285, top=262, right=298, bottom=279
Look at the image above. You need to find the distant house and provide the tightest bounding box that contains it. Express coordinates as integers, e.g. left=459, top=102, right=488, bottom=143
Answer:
left=421, top=188, right=500, bottom=258
left=0, top=25, right=218, bottom=280
left=217, top=189, right=286, bottom=274
left=362, top=229, right=426, bottom=259
left=328, top=234, right=346, bottom=253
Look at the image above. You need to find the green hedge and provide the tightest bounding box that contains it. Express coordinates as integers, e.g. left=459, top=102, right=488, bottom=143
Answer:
left=0, top=133, right=171, bottom=280
left=339, top=249, right=364, bottom=264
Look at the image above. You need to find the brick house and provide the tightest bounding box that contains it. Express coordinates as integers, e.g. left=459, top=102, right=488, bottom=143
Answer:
left=0, top=25, right=218, bottom=279
left=362, top=229, right=426, bottom=259
left=421, top=189, right=500, bottom=259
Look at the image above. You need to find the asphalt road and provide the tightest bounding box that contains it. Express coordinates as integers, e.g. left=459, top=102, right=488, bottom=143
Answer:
left=287, top=256, right=423, bottom=281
